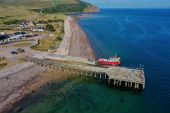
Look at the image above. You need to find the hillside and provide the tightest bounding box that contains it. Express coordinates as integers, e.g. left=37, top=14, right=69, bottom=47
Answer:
left=35, top=0, right=99, bottom=13
left=0, top=0, right=99, bottom=13
left=0, top=0, right=51, bottom=7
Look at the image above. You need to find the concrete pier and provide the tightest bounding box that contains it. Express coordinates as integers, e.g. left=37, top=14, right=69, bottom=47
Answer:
left=26, top=57, right=145, bottom=90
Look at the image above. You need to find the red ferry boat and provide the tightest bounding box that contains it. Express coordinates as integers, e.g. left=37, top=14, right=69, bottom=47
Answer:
left=97, top=54, right=121, bottom=66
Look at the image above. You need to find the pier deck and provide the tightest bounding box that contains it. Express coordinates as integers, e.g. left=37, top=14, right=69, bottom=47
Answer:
left=26, top=56, right=145, bottom=90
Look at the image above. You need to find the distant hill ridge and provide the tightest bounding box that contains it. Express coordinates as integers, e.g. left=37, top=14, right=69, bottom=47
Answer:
left=0, top=0, right=99, bottom=13
left=0, top=0, right=51, bottom=7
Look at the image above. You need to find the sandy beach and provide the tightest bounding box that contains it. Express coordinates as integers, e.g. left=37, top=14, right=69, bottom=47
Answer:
left=0, top=15, right=96, bottom=112
left=0, top=63, right=73, bottom=113
left=0, top=63, right=44, bottom=112
left=57, top=16, right=95, bottom=60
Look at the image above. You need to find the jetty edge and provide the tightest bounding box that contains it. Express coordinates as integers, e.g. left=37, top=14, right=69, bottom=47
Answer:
left=25, top=54, right=145, bottom=90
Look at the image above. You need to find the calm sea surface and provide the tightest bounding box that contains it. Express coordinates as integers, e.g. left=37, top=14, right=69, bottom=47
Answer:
left=9, top=9, right=170, bottom=113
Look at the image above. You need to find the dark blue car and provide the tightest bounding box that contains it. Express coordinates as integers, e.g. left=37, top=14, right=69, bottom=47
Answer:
left=11, top=51, right=18, bottom=54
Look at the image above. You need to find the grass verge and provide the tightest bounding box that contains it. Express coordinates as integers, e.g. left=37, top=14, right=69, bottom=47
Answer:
left=0, top=57, right=7, bottom=69
left=32, top=38, right=54, bottom=51
left=13, top=42, right=32, bottom=47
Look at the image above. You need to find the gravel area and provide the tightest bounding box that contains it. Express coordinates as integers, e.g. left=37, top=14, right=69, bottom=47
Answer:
left=57, top=16, right=95, bottom=59
left=0, top=63, right=46, bottom=112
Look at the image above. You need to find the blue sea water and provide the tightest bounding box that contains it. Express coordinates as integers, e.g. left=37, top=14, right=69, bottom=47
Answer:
left=9, top=9, right=170, bottom=113
left=78, top=9, right=170, bottom=113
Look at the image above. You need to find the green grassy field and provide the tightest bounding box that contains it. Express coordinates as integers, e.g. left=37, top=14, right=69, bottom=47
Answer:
left=0, top=0, right=89, bottom=25
left=32, top=21, right=64, bottom=51
left=0, top=0, right=95, bottom=51
left=53, top=0, right=78, bottom=4
left=0, top=6, right=38, bottom=24
left=0, top=0, right=52, bottom=7
left=0, top=57, right=7, bottom=69
left=13, top=42, right=32, bottom=47
left=32, top=38, right=54, bottom=51
left=0, top=1, right=65, bottom=51
left=36, top=0, right=94, bottom=13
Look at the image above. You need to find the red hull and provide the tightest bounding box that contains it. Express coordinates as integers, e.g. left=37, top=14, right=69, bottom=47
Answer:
left=97, top=54, right=121, bottom=66
left=98, top=61, right=120, bottom=65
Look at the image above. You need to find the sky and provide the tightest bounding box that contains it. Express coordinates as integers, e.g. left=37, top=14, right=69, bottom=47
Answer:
left=83, top=0, right=170, bottom=8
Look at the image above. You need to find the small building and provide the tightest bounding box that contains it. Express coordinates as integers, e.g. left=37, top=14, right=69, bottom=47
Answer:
left=17, top=21, right=36, bottom=30
left=0, top=32, right=29, bottom=44
left=31, top=28, right=44, bottom=32
left=0, top=34, right=10, bottom=41
left=36, top=23, right=46, bottom=28
left=6, top=32, right=26, bottom=41
left=8, top=32, right=27, bottom=40
left=49, top=34, right=55, bottom=37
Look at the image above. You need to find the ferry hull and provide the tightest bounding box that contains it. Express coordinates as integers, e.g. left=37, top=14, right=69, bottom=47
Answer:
left=97, top=61, right=120, bottom=65
left=97, top=54, right=121, bottom=66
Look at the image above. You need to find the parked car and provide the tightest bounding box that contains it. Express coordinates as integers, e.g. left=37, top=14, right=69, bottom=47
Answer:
left=11, top=51, right=18, bottom=54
